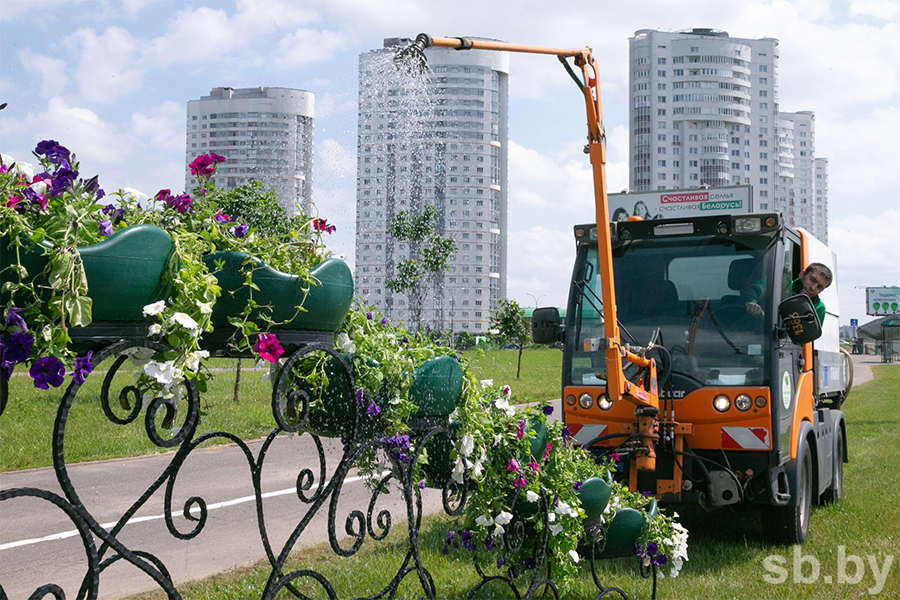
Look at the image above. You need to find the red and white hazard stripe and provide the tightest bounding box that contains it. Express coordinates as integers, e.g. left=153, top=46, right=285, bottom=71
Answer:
left=721, top=427, right=770, bottom=450
left=568, top=424, right=608, bottom=445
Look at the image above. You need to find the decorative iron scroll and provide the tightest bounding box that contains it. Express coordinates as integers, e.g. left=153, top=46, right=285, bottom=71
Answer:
left=0, top=335, right=655, bottom=600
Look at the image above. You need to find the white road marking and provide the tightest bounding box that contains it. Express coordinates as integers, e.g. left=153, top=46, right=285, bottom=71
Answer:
left=1, top=472, right=388, bottom=551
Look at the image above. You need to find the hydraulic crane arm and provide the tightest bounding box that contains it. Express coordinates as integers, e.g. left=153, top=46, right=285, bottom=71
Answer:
left=400, top=34, right=658, bottom=417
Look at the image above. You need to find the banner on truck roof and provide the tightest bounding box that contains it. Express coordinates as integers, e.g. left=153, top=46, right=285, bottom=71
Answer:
left=608, top=185, right=753, bottom=221
left=866, top=287, right=900, bottom=316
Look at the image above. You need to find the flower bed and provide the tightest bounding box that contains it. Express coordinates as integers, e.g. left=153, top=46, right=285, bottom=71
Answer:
left=1, top=141, right=344, bottom=395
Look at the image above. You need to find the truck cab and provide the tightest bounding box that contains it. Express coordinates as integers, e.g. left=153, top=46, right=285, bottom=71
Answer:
left=534, top=212, right=850, bottom=543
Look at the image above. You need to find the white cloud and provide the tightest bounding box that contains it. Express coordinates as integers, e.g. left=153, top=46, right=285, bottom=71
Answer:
left=19, top=49, right=67, bottom=98
left=849, top=0, right=900, bottom=20
left=506, top=226, right=575, bottom=308
left=65, top=26, right=143, bottom=104
left=271, top=29, right=347, bottom=69
left=131, top=101, right=184, bottom=151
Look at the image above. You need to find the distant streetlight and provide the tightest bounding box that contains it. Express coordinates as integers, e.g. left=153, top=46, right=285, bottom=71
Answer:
left=526, top=293, right=546, bottom=310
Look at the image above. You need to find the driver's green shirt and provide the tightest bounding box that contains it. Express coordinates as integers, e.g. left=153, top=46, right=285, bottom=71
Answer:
left=791, top=279, right=826, bottom=324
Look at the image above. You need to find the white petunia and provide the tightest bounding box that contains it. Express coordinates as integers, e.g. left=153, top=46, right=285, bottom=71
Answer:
left=472, top=447, right=487, bottom=477
left=30, top=180, right=47, bottom=195
left=493, top=397, right=515, bottom=417
left=479, top=379, right=493, bottom=389
left=526, top=490, right=539, bottom=503
left=143, top=360, right=183, bottom=387
left=494, top=511, right=513, bottom=526
left=170, top=312, right=199, bottom=330
left=568, top=549, right=580, bottom=564
left=475, top=515, right=494, bottom=527
left=336, top=332, right=356, bottom=353
left=143, top=300, right=166, bottom=316
left=549, top=524, right=563, bottom=536
left=148, top=324, right=162, bottom=336
left=451, top=457, right=466, bottom=484
left=196, top=301, right=213, bottom=314
left=185, top=350, right=210, bottom=372
left=459, top=434, right=475, bottom=457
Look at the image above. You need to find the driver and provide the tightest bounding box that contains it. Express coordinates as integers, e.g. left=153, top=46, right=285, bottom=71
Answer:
left=744, top=262, right=832, bottom=324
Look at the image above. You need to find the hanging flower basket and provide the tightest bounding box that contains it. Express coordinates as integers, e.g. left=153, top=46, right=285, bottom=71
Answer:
left=1, top=224, right=174, bottom=323
left=203, top=251, right=354, bottom=334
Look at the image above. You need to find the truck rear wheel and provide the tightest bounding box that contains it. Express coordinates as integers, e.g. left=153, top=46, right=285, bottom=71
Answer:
left=821, top=427, right=844, bottom=504
left=763, top=440, right=812, bottom=544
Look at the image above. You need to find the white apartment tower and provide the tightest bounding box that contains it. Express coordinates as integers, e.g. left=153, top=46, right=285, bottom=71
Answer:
left=628, top=28, right=828, bottom=240
left=356, top=38, right=509, bottom=334
left=186, top=87, right=315, bottom=215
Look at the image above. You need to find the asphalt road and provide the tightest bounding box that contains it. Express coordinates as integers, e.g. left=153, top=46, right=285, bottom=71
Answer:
left=0, top=433, right=447, bottom=600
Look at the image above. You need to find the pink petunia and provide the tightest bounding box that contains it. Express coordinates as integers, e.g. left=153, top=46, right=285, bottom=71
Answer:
left=252, top=333, right=284, bottom=363
left=513, top=475, right=528, bottom=488
left=527, top=462, right=539, bottom=475
left=506, top=458, right=520, bottom=473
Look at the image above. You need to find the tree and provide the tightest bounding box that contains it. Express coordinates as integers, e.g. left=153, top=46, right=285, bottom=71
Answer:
left=490, top=299, right=530, bottom=379
left=385, top=205, right=456, bottom=331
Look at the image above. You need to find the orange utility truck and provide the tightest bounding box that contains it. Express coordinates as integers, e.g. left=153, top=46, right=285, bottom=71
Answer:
left=403, top=33, right=850, bottom=544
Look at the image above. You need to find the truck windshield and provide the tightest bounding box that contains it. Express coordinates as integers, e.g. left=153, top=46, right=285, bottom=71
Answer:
left=567, top=234, right=775, bottom=387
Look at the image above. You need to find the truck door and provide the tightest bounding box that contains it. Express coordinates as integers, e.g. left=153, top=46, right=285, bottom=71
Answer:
left=776, top=237, right=803, bottom=463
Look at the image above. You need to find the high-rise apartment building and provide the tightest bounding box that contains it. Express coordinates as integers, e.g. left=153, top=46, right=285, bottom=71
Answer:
left=628, top=28, right=828, bottom=240
left=355, top=38, right=509, bottom=334
left=186, top=87, right=315, bottom=215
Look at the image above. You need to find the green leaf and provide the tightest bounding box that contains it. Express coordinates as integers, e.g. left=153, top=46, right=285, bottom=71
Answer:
left=65, top=295, right=93, bottom=327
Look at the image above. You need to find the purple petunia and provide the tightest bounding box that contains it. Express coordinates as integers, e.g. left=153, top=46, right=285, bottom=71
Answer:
left=233, top=223, right=249, bottom=238
left=29, top=355, right=65, bottom=389
left=6, top=307, right=28, bottom=332
left=543, top=404, right=554, bottom=415
left=366, top=401, right=381, bottom=417
left=48, top=168, right=78, bottom=196
left=34, top=140, right=71, bottom=167
left=355, top=387, right=365, bottom=404
left=98, top=219, right=113, bottom=237
left=573, top=481, right=583, bottom=491
left=2, top=331, right=34, bottom=364
left=71, top=352, right=93, bottom=385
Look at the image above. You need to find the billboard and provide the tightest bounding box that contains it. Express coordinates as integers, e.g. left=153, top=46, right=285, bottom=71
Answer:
left=866, top=287, right=900, bottom=316
left=608, top=185, right=753, bottom=221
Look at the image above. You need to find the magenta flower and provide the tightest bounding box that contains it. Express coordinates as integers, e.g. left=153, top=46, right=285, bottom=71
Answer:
left=155, top=189, right=173, bottom=204
left=506, top=458, right=520, bottom=473
left=543, top=443, right=553, bottom=459
left=516, top=420, right=525, bottom=439
left=527, top=461, right=539, bottom=475
left=167, top=193, right=193, bottom=214
left=513, top=475, right=528, bottom=488
left=29, top=356, right=65, bottom=389
left=215, top=211, right=230, bottom=224
left=252, top=333, right=284, bottom=363
left=188, top=153, right=226, bottom=177
left=313, top=218, right=336, bottom=234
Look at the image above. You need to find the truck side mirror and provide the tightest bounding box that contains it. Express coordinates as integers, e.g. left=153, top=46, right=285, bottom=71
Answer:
left=779, top=294, right=822, bottom=345
left=531, top=307, right=562, bottom=345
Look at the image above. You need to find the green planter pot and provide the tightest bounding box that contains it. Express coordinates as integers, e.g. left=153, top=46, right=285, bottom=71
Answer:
left=409, top=355, right=463, bottom=417
left=528, top=419, right=548, bottom=461
left=603, top=507, right=646, bottom=551
left=422, top=420, right=461, bottom=487
left=577, top=472, right=613, bottom=520
left=1, top=225, right=174, bottom=321
left=203, top=252, right=353, bottom=333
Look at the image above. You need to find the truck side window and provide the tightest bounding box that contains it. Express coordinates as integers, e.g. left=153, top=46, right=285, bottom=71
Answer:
left=782, top=241, right=801, bottom=298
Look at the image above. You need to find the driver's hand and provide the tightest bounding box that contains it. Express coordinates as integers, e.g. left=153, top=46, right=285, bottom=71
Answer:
left=745, top=301, right=763, bottom=317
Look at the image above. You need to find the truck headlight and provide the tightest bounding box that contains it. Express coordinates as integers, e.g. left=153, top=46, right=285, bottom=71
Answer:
left=579, top=394, right=594, bottom=410
left=713, top=394, right=731, bottom=412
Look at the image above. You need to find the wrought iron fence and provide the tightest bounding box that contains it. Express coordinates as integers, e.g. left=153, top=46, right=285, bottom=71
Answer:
left=0, top=334, right=655, bottom=600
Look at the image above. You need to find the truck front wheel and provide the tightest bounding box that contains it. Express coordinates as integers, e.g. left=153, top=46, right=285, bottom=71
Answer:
left=763, top=440, right=812, bottom=544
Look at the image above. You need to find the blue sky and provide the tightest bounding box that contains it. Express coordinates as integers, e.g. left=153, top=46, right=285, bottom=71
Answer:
left=1, top=0, right=898, bottom=325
